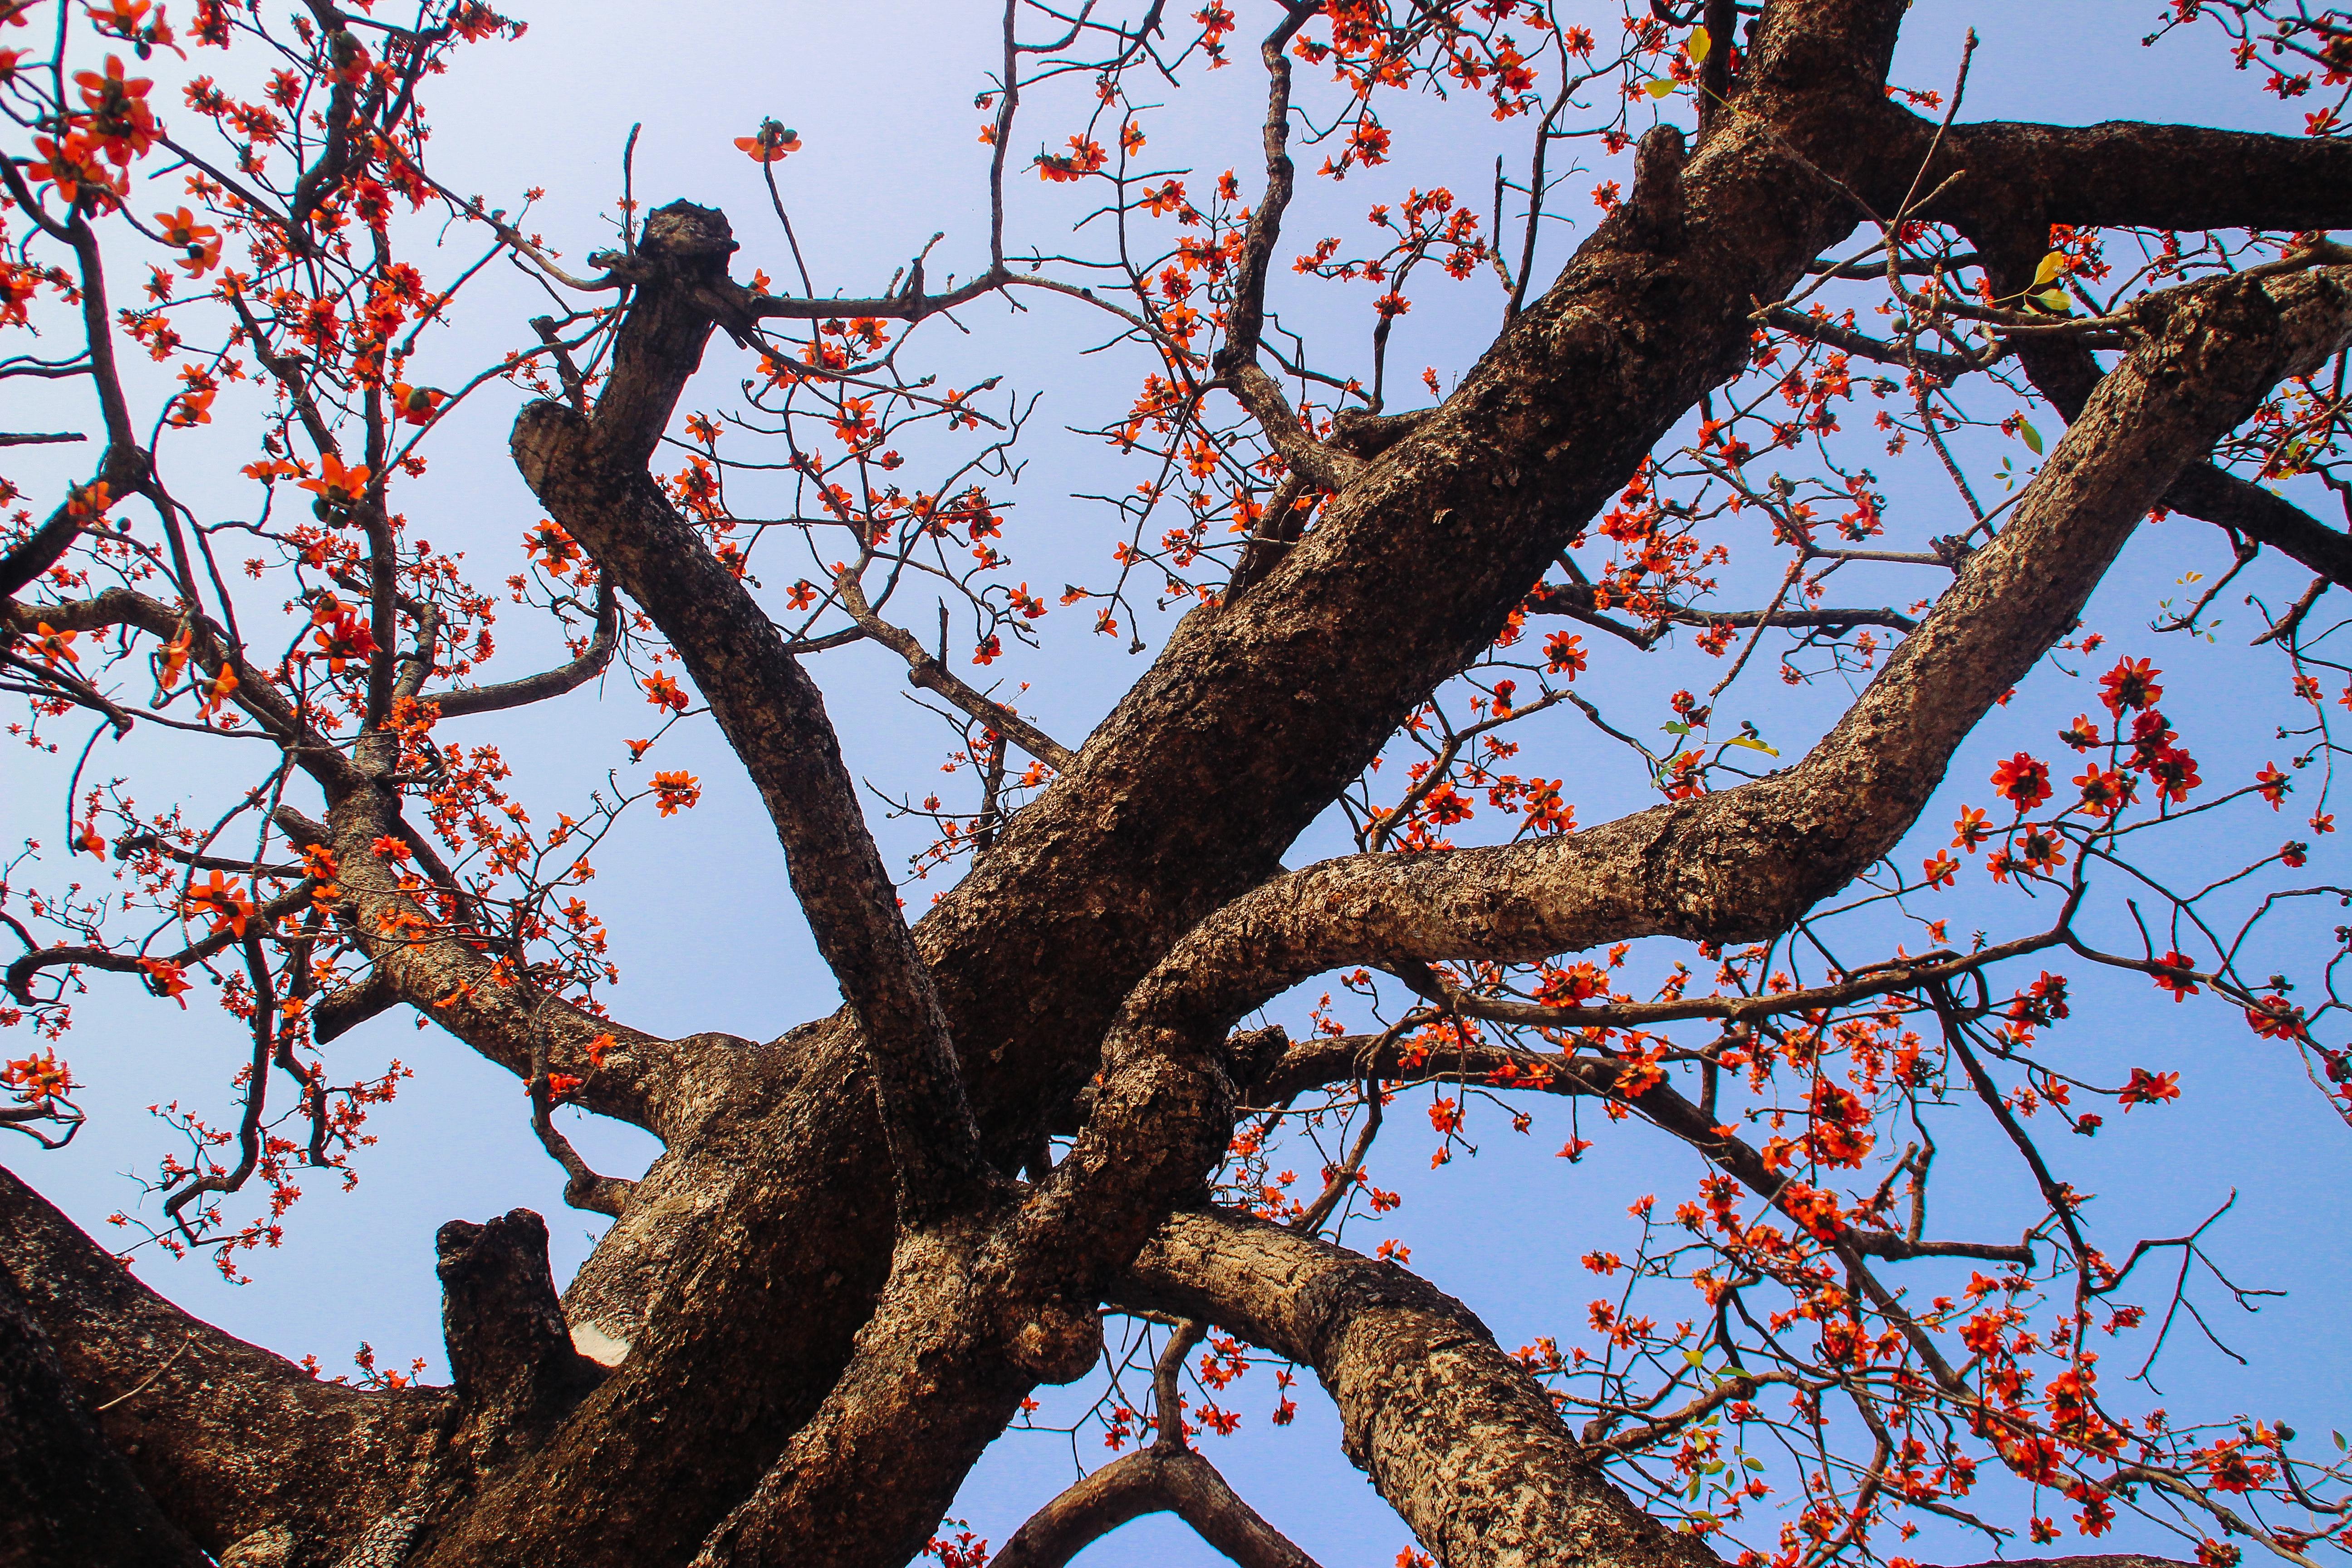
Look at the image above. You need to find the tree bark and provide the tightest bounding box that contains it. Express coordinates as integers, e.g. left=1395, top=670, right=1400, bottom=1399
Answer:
left=0, top=1163, right=452, bottom=1565
left=1121, top=1208, right=1718, bottom=1568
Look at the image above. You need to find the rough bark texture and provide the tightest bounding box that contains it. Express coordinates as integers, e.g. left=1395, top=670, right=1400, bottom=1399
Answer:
left=0, top=1262, right=211, bottom=1568
left=437, top=1209, right=605, bottom=1458
left=0, top=1163, right=454, bottom=1566
left=1122, top=1209, right=1717, bottom=1568
left=13, top=4, right=2352, bottom=1566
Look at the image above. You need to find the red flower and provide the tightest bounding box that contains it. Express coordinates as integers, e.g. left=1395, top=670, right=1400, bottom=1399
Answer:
left=1991, top=752, right=2052, bottom=811
left=1922, top=850, right=1958, bottom=888
left=2244, top=998, right=2304, bottom=1040
left=1544, top=631, right=1587, bottom=678
left=2151, top=951, right=2200, bottom=1002
left=391, top=382, right=445, bottom=427
left=2073, top=767, right=2131, bottom=817
left=183, top=869, right=254, bottom=937
left=2118, top=1067, right=2181, bottom=1107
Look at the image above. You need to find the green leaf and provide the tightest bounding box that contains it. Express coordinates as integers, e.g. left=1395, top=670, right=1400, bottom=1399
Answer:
left=1645, top=76, right=1676, bottom=98
left=1688, top=25, right=1711, bottom=61
left=2336, top=1430, right=2347, bottom=1451
left=2034, top=250, right=2066, bottom=286
left=2019, top=419, right=2043, bottom=456
left=2034, top=288, right=2072, bottom=314
left=1661, top=720, right=1691, bottom=736
left=1744, top=1456, right=1768, bottom=1470
left=1726, top=735, right=1780, bottom=757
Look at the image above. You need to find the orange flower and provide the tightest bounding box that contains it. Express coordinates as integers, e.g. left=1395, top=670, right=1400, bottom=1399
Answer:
left=30, top=622, right=80, bottom=668
left=390, top=382, right=444, bottom=426
left=642, top=671, right=687, bottom=712
left=74, top=55, right=159, bottom=164
left=138, top=956, right=191, bottom=1007
left=296, top=452, right=371, bottom=519
left=184, top=868, right=254, bottom=937
left=86, top=0, right=183, bottom=58
left=196, top=665, right=238, bottom=720
left=151, top=625, right=192, bottom=691
left=1035, top=135, right=1106, bottom=182
left=734, top=118, right=801, bottom=162
left=523, top=519, right=581, bottom=577
left=29, top=132, right=124, bottom=210
left=64, top=481, right=112, bottom=524
left=156, top=206, right=221, bottom=275
left=651, top=770, right=701, bottom=816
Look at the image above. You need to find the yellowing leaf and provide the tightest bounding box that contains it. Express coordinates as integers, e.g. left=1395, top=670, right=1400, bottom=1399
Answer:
left=1689, top=25, right=1711, bottom=62
left=1645, top=76, right=1676, bottom=98
left=2034, top=288, right=2072, bottom=314
left=1726, top=735, right=1780, bottom=757
left=2034, top=250, right=2066, bottom=286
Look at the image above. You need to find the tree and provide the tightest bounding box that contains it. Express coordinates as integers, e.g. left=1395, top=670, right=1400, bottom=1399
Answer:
left=3, top=0, right=2351, bottom=1563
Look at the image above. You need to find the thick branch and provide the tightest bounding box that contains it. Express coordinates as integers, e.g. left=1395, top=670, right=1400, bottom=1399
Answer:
left=2165, top=462, right=2352, bottom=588
left=437, top=1208, right=603, bottom=1457
left=1136, top=267, right=2352, bottom=1033
left=0, top=1161, right=451, bottom=1563
left=512, top=201, right=981, bottom=1212
left=1119, top=1208, right=1719, bottom=1568
left=1927, top=119, right=2352, bottom=236
left=0, top=1264, right=210, bottom=1568
left=274, top=801, right=733, bottom=1139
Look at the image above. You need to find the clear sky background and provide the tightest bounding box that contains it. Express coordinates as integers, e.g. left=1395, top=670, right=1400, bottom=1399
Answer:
left=5, top=4, right=2348, bottom=1565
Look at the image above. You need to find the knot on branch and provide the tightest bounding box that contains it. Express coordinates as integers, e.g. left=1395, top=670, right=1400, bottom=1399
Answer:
left=1628, top=124, right=1687, bottom=250
left=1222, top=1025, right=1288, bottom=1098
left=639, top=199, right=738, bottom=265
left=508, top=397, right=591, bottom=494
left=436, top=1209, right=601, bottom=1451
left=1003, top=1297, right=1104, bottom=1385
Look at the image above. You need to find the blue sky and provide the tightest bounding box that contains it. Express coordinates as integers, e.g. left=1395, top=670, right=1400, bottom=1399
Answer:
left=6, top=4, right=2348, bottom=1564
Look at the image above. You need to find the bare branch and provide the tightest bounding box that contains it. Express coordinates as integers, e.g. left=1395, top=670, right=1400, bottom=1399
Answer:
left=425, top=581, right=620, bottom=718
left=833, top=573, right=1077, bottom=771
left=990, top=1446, right=1327, bottom=1568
